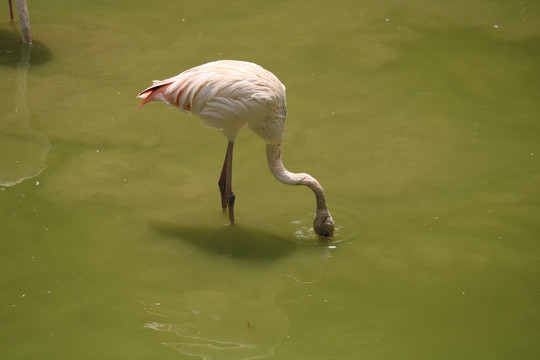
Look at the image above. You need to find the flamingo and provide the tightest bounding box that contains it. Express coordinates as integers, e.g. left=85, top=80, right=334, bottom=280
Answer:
left=137, top=60, right=334, bottom=240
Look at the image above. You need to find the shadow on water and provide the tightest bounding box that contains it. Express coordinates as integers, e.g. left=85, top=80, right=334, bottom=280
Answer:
left=0, top=27, right=52, bottom=66
left=150, top=221, right=300, bottom=261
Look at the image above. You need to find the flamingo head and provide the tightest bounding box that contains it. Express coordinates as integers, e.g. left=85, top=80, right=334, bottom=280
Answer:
left=313, top=210, right=335, bottom=241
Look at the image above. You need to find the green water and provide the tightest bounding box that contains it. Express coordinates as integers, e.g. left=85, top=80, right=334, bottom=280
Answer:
left=1, top=0, right=539, bottom=358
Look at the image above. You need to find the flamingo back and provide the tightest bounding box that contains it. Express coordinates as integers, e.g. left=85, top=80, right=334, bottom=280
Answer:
left=137, top=60, right=287, bottom=143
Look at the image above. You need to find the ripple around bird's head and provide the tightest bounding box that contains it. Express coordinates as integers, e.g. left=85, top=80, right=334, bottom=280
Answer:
left=271, top=197, right=361, bottom=249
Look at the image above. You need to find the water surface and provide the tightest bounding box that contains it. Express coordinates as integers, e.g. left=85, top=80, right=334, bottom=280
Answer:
left=1, top=0, right=539, bottom=359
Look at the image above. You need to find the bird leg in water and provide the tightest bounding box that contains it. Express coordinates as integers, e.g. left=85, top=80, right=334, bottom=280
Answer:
left=218, top=142, right=235, bottom=224
left=218, top=154, right=228, bottom=210
left=9, top=0, right=14, bottom=21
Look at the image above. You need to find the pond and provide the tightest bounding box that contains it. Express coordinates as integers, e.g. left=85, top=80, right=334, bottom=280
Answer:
left=1, top=0, right=539, bottom=359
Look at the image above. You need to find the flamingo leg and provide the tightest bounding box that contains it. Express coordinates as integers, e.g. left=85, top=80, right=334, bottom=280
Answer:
left=218, top=154, right=228, bottom=210
left=218, top=141, right=235, bottom=224
left=9, top=0, right=14, bottom=21
left=15, top=0, right=32, bottom=44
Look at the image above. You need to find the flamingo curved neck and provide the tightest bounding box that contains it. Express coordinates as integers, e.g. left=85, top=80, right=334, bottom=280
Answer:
left=266, top=143, right=329, bottom=212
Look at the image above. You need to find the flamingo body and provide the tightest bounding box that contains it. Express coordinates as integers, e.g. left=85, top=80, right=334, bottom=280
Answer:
left=138, top=61, right=286, bottom=144
left=137, top=60, right=334, bottom=240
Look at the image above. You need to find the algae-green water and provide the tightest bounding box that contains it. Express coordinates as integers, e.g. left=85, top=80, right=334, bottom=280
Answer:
left=1, top=0, right=539, bottom=359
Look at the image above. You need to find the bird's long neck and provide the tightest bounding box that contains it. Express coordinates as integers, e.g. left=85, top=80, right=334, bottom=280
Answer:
left=266, top=143, right=329, bottom=212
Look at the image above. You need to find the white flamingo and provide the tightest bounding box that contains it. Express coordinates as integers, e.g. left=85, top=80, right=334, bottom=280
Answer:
left=137, top=60, right=334, bottom=240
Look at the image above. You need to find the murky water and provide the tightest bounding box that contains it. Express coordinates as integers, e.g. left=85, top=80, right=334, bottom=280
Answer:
left=1, top=0, right=539, bottom=359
